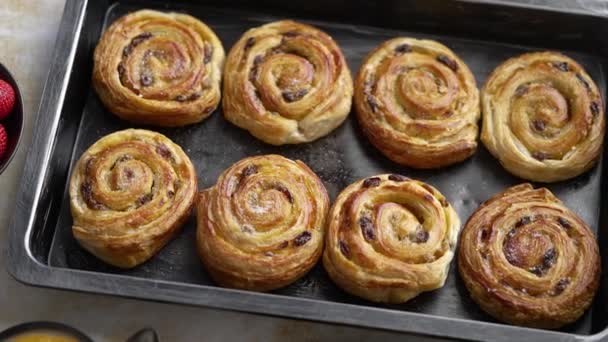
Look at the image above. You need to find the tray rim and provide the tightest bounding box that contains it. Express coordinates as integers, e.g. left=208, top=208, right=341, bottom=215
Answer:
left=6, top=0, right=607, bottom=341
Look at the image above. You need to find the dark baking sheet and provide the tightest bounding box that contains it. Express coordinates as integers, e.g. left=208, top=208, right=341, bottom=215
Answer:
left=9, top=0, right=608, bottom=341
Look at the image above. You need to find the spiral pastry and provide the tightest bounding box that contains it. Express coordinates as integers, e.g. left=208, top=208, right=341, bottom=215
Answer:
left=196, top=155, right=329, bottom=291
left=222, top=20, right=353, bottom=145
left=93, top=10, right=225, bottom=126
left=69, top=129, right=197, bottom=268
left=323, top=174, right=460, bottom=303
left=481, top=52, right=605, bottom=182
left=354, top=38, right=479, bottom=169
left=458, top=184, right=600, bottom=328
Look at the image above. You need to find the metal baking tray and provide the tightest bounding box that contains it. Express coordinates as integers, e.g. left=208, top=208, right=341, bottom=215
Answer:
left=8, top=0, right=608, bottom=340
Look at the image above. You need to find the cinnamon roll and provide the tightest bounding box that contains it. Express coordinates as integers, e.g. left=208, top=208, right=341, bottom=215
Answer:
left=196, top=155, right=329, bottom=291
left=93, top=10, right=225, bottom=126
left=458, top=184, right=600, bottom=328
left=323, top=174, right=460, bottom=303
left=481, top=52, right=605, bottom=182
left=222, top=20, right=353, bottom=145
left=355, top=38, right=479, bottom=168
left=69, top=129, right=197, bottom=268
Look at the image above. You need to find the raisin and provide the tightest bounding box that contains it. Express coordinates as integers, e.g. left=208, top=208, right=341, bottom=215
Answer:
left=175, top=92, right=202, bottom=102
left=204, top=44, right=213, bottom=64
left=294, top=231, right=312, bottom=246
left=80, top=181, right=94, bottom=205
left=124, top=169, right=134, bottom=180
left=242, top=165, right=258, bottom=177
left=440, top=198, right=449, bottom=207
left=436, top=54, right=458, bottom=71
left=515, top=85, right=529, bottom=97
left=132, top=32, right=153, bottom=45
left=279, top=241, right=289, bottom=249
left=362, top=177, right=381, bottom=188
left=117, top=63, right=126, bottom=78
left=364, top=78, right=374, bottom=92
left=123, top=32, right=153, bottom=57
left=249, top=55, right=263, bottom=82
left=576, top=73, right=591, bottom=91
left=241, top=225, right=253, bottom=233
left=136, top=193, right=153, bottom=207
left=140, top=73, right=154, bottom=87
left=532, top=120, right=545, bottom=132
left=394, top=43, right=412, bottom=54
left=542, top=248, right=556, bottom=269
left=507, top=228, right=516, bottom=239
left=190, top=92, right=202, bottom=101
left=529, top=265, right=543, bottom=277
left=515, top=216, right=531, bottom=228
left=283, top=31, right=299, bottom=37
left=275, top=183, right=293, bottom=203
left=117, top=155, right=131, bottom=163
left=557, top=217, right=572, bottom=229
left=553, top=278, right=570, bottom=295
left=532, top=151, right=547, bottom=161
left=591, top=101, right=600, bottom=116
left=167, top=190, right=175, bottom=198
left=80, top=180, right=105, bottom=209
left=411, top=226, right=429, bottom=243
left=359, top=216, right=375, bottom=240
left=367, top=94, right=379, bottom=113
left=85, top=158, right=95, bottom=174
left=388, top=174, right=409, bottom=182
left=282, top=89, right=308, bottom=102
left=480, top=228, right=490, bottom=241
left=339, top=241, right=350, bottom=257
left=552, top=62, right=569, bottom=72
left=156, top=144, right=172, bottom=160
left=244, top=37, right=255, bottom=49
left=504, top=244, right=518, bottom=265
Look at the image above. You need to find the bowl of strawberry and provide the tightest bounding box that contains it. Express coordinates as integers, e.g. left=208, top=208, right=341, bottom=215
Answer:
left=0, top=63, right=23, bottom=175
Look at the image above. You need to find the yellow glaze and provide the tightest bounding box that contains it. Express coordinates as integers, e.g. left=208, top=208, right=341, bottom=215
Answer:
left=9, top=332, right=79, bottom=342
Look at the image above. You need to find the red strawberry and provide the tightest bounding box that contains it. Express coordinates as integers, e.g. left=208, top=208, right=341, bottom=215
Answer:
left=0, top=79, right=16, bottom=120
left=0, top=124, right=7, bottom=160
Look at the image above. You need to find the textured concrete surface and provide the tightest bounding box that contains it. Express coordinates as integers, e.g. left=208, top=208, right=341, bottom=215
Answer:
left=0, top=1, right=427, bottom=341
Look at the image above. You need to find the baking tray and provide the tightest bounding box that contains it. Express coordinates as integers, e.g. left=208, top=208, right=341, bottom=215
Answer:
left=8, top=0, right=608, bottom=341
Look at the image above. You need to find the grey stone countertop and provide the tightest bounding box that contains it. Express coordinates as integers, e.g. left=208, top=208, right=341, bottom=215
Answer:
left=0, top=0, right=602, bottom=341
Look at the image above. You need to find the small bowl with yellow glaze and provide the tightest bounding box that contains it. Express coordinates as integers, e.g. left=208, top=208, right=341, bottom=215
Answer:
left=0, top=322, right=92, bottom=342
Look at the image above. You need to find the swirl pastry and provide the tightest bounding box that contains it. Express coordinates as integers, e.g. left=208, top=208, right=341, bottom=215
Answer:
left=323, top=174, right=460, bottom=303
left=222, top=20, right=353, bottom=145
left=355, top=38, right=479, bottom=169
left=481, top=52, right=605, bottom=182
left=93, top=10, right=225, bottom=126
left=458, top=184, right=600, bottom=328
left=69, top=129, right=197, bottom=268
left=196, top=155, right=329, bottom=291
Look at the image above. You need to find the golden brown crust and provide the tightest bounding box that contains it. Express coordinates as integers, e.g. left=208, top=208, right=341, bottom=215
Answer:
left=354, top=38, right=479, bottom=169
left=69, top=129, right=197, bottom=268
left=458, top=184, right=600, bottom=329
left=481, top=51, right=605, bottom=182
left=93, top=9, right=225, bottom=126
left=323, top=174, right=460, bottom=303
left=222, top=20, right=353, bottom=145
left=196, top=155, right=329, bottom=291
